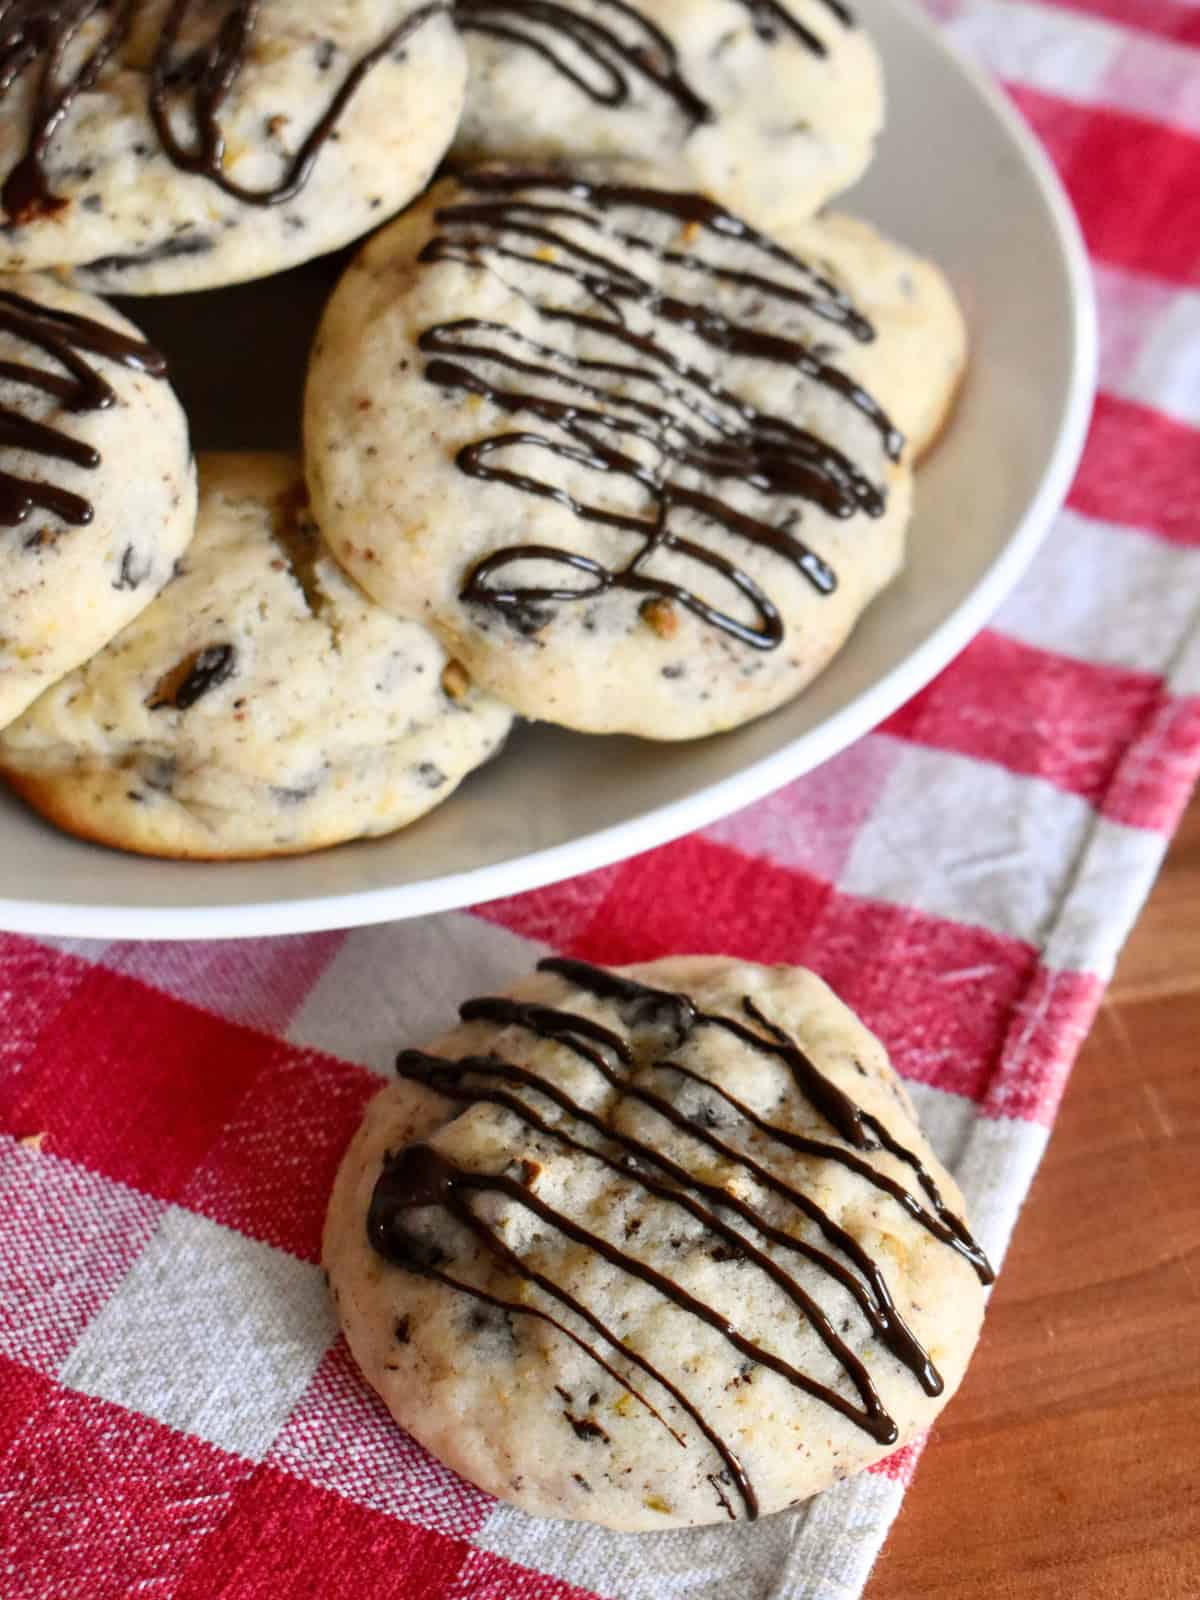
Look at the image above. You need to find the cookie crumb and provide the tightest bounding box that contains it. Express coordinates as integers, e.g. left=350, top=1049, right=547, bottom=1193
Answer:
left=19, top=1131, right=47, bottom=1152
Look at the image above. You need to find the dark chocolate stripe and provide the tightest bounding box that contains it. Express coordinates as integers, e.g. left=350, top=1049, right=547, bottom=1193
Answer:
left=0, top=288, right=166, bottom=527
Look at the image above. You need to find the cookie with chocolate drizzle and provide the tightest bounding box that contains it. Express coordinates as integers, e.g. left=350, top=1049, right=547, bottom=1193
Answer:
left=0, top=272, right=194, bottom=730
left=324, top=954, right=992, bottom=1530
left=452, top=0, right=883, bottom=230
left=305, top=166, right=916, bottom=739
left=0, top=1, right=466, bottom=294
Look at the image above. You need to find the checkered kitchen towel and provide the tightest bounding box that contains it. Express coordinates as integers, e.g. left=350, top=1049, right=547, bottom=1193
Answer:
left=3, top=2, right=1199, bottom=1596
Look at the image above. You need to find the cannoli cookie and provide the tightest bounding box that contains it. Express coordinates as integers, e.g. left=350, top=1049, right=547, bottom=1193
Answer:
left=324, top=955, right=993, bottom=1530
left=305, top=169, right=912, bottom=739
left=0, top=453, right=513, bottom=857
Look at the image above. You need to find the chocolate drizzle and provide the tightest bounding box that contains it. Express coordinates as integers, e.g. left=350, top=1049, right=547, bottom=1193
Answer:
left=367, top=958, right=993, bottom=1522
left=0, top=0, right=446, bottom=224
left=0, top=288, right=166, bottom=527
left=146, top=0, right=447, bottom=207
left=457, top=0, right=856, bottom=122
left=418, top=172, right=902, bottom=649
left=457, top=0, right=712, bottom=123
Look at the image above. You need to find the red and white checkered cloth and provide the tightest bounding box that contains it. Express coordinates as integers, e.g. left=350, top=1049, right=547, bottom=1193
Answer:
left=3, top=3, right=1199, bottom=1595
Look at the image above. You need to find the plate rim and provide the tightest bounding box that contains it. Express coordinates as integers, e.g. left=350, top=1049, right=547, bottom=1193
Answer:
left=0, top=2, right=1099, bottom=942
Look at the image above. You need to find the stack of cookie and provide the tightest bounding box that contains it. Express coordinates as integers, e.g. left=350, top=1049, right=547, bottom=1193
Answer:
left=0, top=0, right=965, bottom=858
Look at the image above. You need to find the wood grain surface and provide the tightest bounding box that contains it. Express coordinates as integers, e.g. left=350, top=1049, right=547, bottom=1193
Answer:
left=864, top=795, right=1200, bottom=1599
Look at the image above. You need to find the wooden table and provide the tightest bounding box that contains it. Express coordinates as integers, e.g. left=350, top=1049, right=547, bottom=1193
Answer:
left=864, top=796, right=1200, bottom=1598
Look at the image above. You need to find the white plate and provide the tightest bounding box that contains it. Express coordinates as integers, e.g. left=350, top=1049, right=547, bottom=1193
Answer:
left=0, top=0, right=1096, bottom=941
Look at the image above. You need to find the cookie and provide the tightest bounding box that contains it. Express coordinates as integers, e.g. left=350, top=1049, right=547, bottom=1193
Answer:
left=305, top=169, right=913, bottom=739
left=777, top=210, right=967, bottom=461
left=452, top=0, right=883, bottom=230
left=0, top=1, right=465, bottom=294
left=0, top=453, right=513, bottom=859
left=0, top=274, right=195, bottom=731
left=324, top=955, right=993, bottom=1530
